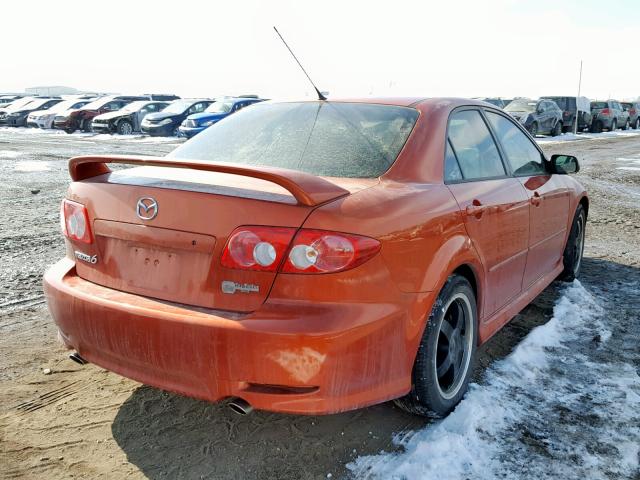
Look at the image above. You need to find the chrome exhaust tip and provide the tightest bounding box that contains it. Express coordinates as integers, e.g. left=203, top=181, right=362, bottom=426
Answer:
left=228, top=397, right=253, bottom=415
left=69, top=352, right=88, bottom=365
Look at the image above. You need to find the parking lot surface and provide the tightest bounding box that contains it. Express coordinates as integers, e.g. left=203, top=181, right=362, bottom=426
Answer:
left=0, top=128, right=638, bottom=479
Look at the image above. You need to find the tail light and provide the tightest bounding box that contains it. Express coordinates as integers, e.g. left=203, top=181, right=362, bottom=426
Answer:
left=600, top=108, right=610, bottom=116
left=221, top=226, right=296, bottom=272
left=282, top=229, right=381, bottom=274
left=221, top=227, right=381, bottom=274
left=61, top=199, right=93, bottom=244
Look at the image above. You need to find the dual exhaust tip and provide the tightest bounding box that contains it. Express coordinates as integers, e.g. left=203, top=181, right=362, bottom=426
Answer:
left=68, top=352, right=254, bottom=415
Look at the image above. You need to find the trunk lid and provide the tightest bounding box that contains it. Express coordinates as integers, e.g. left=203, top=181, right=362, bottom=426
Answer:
left=66, top=155, right=369, bottom=312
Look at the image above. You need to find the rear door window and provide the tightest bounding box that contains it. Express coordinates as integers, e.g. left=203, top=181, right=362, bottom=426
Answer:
left=444, top=139, right=463, bottom=182
left=447, top=110, right=506, bottom=180
left=486, top=111, right=546, bottom=176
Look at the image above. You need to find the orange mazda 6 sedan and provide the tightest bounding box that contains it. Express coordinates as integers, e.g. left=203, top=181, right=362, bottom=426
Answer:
left=44, top=98, right=588, bottom=416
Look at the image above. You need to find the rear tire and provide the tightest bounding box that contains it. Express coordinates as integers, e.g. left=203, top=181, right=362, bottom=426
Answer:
left=622, top=118, right=630, bottom=131
left=394, top=275, right=477, bottom=417
left=590, top=120, right=602, bottom=133
left=635, top=118, right=640, bottom=130
left=610, top=119, right=617, bottom=131
left=528, top=122, right=538, bottom=137
left=559, top=205, right=586, bottom=282
left=551, top=121, right=562, bottom=136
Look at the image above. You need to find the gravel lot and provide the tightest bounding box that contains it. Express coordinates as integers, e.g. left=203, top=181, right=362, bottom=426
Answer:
left=0, top=128, right=638, bottom=479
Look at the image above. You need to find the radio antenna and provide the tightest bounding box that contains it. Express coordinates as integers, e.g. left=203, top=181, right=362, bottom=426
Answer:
left=273, top=26, right=326, bottom=101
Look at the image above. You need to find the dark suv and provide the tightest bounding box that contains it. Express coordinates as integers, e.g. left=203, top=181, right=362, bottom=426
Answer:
left=590, top=100, right=630, bottom=132
left=621, top=102, right=640, bottom=130
left=541, top=96, right=591, bottom=133
left=504, top=98, right=563, bottom=136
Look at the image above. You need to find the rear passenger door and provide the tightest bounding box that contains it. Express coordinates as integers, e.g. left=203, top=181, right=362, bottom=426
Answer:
left=485, top=110, right=570, bottom=288
left=445, top=108, right=530, bottom=319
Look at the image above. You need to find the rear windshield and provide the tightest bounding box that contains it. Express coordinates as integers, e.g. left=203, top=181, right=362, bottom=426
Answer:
left=543, top=97, right=574, bottom=110
left=169, top=102, right=419, bottom=178
left=505, top=100, right=536, bottom=113
left=591, top=102, right=608, bottom=109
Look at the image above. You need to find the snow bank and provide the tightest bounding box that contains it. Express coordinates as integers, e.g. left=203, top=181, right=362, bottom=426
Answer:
left=349, top=282, right=639, bottom=479
left=537, top=130, right=640, bottom=144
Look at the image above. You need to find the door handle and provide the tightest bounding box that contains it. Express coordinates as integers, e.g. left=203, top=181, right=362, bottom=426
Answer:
left=531, top=191, right=542, bottom=206
left=466, top=200, right=485, bottom=218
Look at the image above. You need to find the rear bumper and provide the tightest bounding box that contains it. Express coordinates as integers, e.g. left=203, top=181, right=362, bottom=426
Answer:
left=44, top=258, right=426, bottom=414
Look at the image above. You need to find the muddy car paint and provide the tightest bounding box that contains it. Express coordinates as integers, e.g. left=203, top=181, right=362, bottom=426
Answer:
left=43, top=98, right=588, bottom=415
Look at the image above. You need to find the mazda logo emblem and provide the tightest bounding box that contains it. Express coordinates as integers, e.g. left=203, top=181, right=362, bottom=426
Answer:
left=136, top=197, right=158, bottom=220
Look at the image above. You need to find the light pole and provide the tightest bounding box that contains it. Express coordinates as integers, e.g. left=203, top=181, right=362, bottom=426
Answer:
left=575, top=60, right=583, bottom=134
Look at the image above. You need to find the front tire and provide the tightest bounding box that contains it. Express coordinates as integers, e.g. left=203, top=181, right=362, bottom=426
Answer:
left=634, top=118, right=640, bottom=130
left=622, top=118, right=630, bottom=131
left=610, top=119, right=617, bottom=131
left=528, top=122, right=538, bottom=137
left=395, top=275, right=477, bottom=417
left=117, top=120, right=134, bottom=135
left=559, top=204, right=586, bottom=282
left=81, top=119, right=93, bottom=133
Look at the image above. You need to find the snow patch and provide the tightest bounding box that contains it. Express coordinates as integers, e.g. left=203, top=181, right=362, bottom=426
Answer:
left=14, top=161, right=49, bottom=172
left=0, top=150, right=21, bottom=158
left=349, top=281, right=638, bottom=480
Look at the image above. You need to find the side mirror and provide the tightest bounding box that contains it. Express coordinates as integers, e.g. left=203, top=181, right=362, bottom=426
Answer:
left=551, top=154, right=580, bottom=174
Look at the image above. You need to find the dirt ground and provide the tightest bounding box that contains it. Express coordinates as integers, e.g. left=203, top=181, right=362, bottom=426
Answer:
left=0, top=129, right=638, bottom=479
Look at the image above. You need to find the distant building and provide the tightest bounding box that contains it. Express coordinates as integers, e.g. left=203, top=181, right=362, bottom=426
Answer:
left=25, top=85, right=79, bottom=96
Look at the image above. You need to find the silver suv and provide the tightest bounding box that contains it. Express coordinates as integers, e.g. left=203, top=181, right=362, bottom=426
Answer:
left=590, top=100, right=630, bottom=132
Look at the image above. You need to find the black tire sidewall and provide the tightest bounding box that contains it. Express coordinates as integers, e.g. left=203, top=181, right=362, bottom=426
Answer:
left=411, top=275, right=478, bottom=416
left=560, top=205, right=586, bottom=281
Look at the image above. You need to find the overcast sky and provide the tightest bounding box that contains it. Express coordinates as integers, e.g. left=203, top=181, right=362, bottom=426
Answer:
left=3, top=0, right=639, bottom=100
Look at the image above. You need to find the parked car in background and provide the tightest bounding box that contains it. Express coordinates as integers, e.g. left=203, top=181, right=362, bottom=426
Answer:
left=474, top=97, right=506, bottom=109
left=178, top=97, right=265, bottom=138
left=45, top=97, right=587, bottom=417
left=54, top=96, right=146, bottom=133
left=28, top=98, right=95, bottom=129
left=590, top=100, right=629, bottom=132
left=621, top=101, right=640, bottom=130
left=0, top=96, right=37, bottom=124
left=91, top=101, right=170, bottom=134
left=141, top=99, right=213, bottom=136
left=505, top=98, right=563, bottom=136
left=0, top=94, right=25, bottom=107
left=541, top=96, right=592, bottom=132
left=144, top=94, right=181, bottom=101
left=4, top=97, right=62, bottom=127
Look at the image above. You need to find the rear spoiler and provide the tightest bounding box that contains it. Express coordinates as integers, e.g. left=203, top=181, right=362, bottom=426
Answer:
left=69, top=155, right=349, bottom=207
